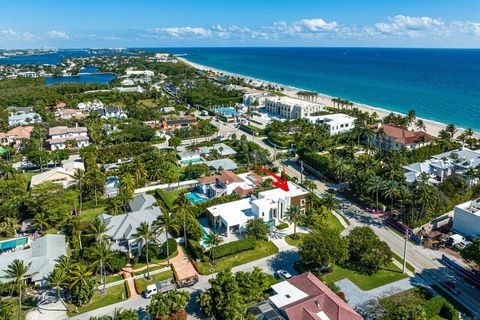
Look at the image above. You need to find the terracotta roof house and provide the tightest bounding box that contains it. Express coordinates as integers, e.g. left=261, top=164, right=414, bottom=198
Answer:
left=196, top=171, right=262, bottom=198
left=370, top=123, right=433, bottom=151
left=0, top=126, right=34, bottom=146
left=249, top=272, right=363, bottom=320
left=54, top=108, right=85, bottom=120
left=161, top=116, right=198, bottom=131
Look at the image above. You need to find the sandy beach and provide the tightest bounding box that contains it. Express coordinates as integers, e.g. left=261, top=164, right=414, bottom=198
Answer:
left=178, top=57, right=477, bottom=139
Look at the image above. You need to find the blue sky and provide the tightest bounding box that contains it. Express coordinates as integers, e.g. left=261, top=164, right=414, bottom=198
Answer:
left=1, top=0, right=480, bottom=48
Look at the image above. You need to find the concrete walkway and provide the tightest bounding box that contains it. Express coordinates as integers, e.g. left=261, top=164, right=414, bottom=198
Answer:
left=122, top=266, right=139, bottom=298
left=102, top=266, right=171, bottom=289
left=336, top=277, right=415, bottom=308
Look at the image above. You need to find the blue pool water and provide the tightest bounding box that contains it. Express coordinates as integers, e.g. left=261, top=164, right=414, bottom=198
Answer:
left=0, top=237, right=28, bottom=251
left=214, top=107, right=240, bottom=118
left=186, top=192, right=208, bottom=204
left=199, top=225, right=211, bottom=247
left=180, top=158, right=204, bottom=165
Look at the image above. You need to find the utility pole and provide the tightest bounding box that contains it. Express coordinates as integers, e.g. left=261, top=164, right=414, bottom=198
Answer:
left=300, top=160, right=304, bottom=184
left=403, top=228, right=408, bottom=274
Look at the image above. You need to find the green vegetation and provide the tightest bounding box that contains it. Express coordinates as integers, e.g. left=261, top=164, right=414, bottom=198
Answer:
left=156, top=188, right=188, bottom=210
left=195, top=241, right=279, bottom=275
left=285, top=233, right=306, bottom=246
left=79, top=207, right=105, bottom=222
left=321, top=262, right=407, bottom=291
left=67, top=284, right=127, bottom=316
left=378, top=287, right=459, bottom=320
left=135, top=270, right=174, bottom=293
left=391, top=251, right=416, bottom=273
left=275, top=222, right=289, bottom=229
left=212, top=237, right=257, bottom=259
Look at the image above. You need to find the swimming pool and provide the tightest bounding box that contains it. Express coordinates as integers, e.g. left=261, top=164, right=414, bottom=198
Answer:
left=214, top=107, right=240, bottom=117
left=199, top=225, right=211, bottom=248
left=0, top=237, right=28, bottom=251
left=180, top=158, right=204, bottom=165
left=186, top=192, right=208, bottom=204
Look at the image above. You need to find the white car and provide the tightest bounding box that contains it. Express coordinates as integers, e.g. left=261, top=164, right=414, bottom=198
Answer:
left=277, top=269, right=292, bottom=279
left=144, top=284, right=158, bottom=298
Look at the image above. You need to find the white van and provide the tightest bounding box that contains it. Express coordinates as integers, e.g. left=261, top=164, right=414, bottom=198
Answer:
left=145, top=284, right=158, bottom=298
left=446, top=234, right=466, bottom=247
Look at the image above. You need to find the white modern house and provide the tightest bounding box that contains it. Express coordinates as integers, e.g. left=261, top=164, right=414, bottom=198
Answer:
left=46, top=126, right=90, bottom=150
left=264, top=96, right=324, bottom=119
left=243, top=92, right=275, bottom=108
left=452, top=199, right=480, bottom=237
left=98, top=194, right=164, bottom=257
left=196, top=171, right=263, bottom=198
left=112, top=86, right=145, bottom=93
left=77, top=100, right=104, bottom=111
left=305, top=113, right=356, bottom=135
left=0, top=235, right=67, bottom=287
left=206, top=181, right=307, bottom=237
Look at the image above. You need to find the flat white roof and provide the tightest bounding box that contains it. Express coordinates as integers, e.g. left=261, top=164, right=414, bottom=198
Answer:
left=270, top=281, right=308, bottom=308
left=258, top=181, right=307, bottom=201
left=207, top=198, right=252, bottom=218
left=266, top=96, right=322, bottom=108
left=306, top=113, right=355, bottom=123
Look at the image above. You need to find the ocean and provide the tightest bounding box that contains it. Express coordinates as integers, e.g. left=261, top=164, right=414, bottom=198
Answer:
left=2, top=47, right=480, bottom=130
left=167, top=47, right=480, bottom=131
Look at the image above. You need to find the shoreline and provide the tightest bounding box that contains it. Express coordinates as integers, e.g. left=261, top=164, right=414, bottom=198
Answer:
left=178, top=56, right=479, bottom=139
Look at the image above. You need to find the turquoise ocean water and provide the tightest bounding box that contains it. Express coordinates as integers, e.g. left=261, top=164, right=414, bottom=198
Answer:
left=167, top=47, right=480, bottom=131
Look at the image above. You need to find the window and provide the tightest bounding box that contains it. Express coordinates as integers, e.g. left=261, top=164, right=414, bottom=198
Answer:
left=300, top=199, right=306, bottom=206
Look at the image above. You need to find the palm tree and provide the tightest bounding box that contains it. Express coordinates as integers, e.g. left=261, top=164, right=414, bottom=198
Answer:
left=120, top=173, right=135, bottom=199
left=33, top=212, right=49, bottom=233
left=86, top=217, right=110, bottom=243
left=47, top=268, right=68, bottom=308
left=302, top=179, right=317, bottom=193
left=133, top=222, right=155, bottom=280
left=465, top=167, right=477, bottom=187
left=382, top=180, right=400, bottom=218
left=153, top=211, right=180, bottom=267
left=174, top=196, right=192, bottom=248
left=69, top=263, right=93, bottom=304
left=366, top=176, right=384, bottom=210
left=204, top=231, right=223, bottom=263
left=105, top=196, right=123, bottom=216
left=73, top=168, right=85, bottom=215
left=415, top=119, right=426, bottom=132
left=3, top=259, right=32, bottom=320
left=285, top=205, right=303, bottom=239
left=92, top=241, right=115, bottom=292
left=322, top=193, right=338, bottom=212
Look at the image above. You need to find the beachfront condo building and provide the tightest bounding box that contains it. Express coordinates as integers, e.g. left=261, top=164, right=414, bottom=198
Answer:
left=305, top=113, right=356, bottom=135
left=264, top=96, right=324, bottom=119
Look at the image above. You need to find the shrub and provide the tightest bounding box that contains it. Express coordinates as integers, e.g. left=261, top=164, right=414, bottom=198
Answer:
left=187, top=239, right=205, bottom=260
left=107, top=250, right=128, bottom=273
left=211, top=237, right=256, bottom=259
left=440, top=301, right=459, bottom=320
left=158, top=238, right=177, bottom=259
left=424, top=296, right=445, bottom=319
left=139, top=244, right=160, bottom=263
left=276, top=222, right=289, bottom=230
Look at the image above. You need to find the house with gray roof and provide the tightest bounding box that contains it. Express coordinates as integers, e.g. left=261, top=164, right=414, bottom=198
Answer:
left=198, top=143, right=237, bottom=156
left=403, top=147, right=480, bottom=185
left=206, top=158, right=238, bottom=171
left=98, top=194, right=164, bottom=257
left=0, top=234, right=67, bottom=287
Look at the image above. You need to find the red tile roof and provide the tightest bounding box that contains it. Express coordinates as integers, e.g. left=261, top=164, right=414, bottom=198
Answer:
left=6, top=126, right=34, bottom=140
left=373, top=123, right=433, bottom=145
left=217, top=171, right=244, bottom=184
left=233, top=186, right=255, bottom=197
left=197, top=175, right=218, bottom=184
left=282, top=272, right=363, bottom=320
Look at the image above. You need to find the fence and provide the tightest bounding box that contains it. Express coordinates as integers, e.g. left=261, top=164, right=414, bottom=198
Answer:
left=385, top=218, right=422, bottom=244
left=441, top=254, right=480, bottom=288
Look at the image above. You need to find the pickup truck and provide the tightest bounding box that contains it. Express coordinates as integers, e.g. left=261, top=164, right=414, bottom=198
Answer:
left=144, top=279, right=177, bottom=298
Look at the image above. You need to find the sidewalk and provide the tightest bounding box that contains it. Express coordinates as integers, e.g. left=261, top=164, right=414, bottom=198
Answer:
left=122, top=266, right=139, bottom=298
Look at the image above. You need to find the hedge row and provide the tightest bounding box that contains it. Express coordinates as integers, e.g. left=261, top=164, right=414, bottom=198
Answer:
left=211, top=237, right=256, bottom=259
left=187, top=239, right=205, bottom=261
left=276, top=223, right=289, bottom=230
left=425, top=296, right=459, bottom=320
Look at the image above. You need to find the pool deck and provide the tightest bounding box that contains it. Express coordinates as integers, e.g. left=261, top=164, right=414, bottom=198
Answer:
left=198, top=217, right=243, bottom=245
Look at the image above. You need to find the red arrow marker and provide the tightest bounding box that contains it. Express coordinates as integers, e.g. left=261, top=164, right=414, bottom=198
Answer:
left=257, top=166, right=290, bottom=192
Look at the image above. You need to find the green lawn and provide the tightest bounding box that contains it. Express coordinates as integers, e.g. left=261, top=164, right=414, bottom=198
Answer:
left=4, top=297, right=29, bottom=320
left=135, top=270, right=175, bottom=293
left=22, top=171, right=38, bottom=185
left=321, top=262, right=408, bottom=291
left=131, top=250, right=178, bottom=270
left=285, top=233, right=307, bottom=247
left=79, top=206, right=105, bottom=222
left=326, top=212, right=345, bottom=234
left=195, top=240, right=279, bottom=275
left=156, top=188, right=188, bottom=209
left=67, top=284, right=127, bottom=316
left=105, top=273, right=123, bottom=284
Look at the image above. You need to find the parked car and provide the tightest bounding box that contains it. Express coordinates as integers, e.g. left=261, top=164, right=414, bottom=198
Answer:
left=446, top=234, right=466, bottom=248
left=144, top=279, right=177, bottom=298
left=441, top=280, right=460, bottom=295
left=455, top=240, right=472, bottom=250
left=276, top=270, right=292, bottom=279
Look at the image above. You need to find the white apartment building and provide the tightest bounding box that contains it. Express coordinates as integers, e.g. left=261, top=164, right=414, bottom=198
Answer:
left=206, top=181, right=307, bottom=237
left=305, top=113, right=356, bottom=135
left=47, top=126, right=90, bottom=150
left=243, top=92, right=275, bottom=108
left=125, top=68, right=154, bottom=78
left=452, top=199, right=480, bottom=237
left=264, top=96, right=324, bottom=119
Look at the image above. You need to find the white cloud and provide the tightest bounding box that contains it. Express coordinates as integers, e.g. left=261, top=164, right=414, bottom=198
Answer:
left=374, top=15, right=444, bottom=37
left=47, top=30, right=70, bottom=40
left=293, top=18, right=339, bottom=33
left=152, top=27, right=209, bottom=38
left=0, top=28, right=36, bottom=41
